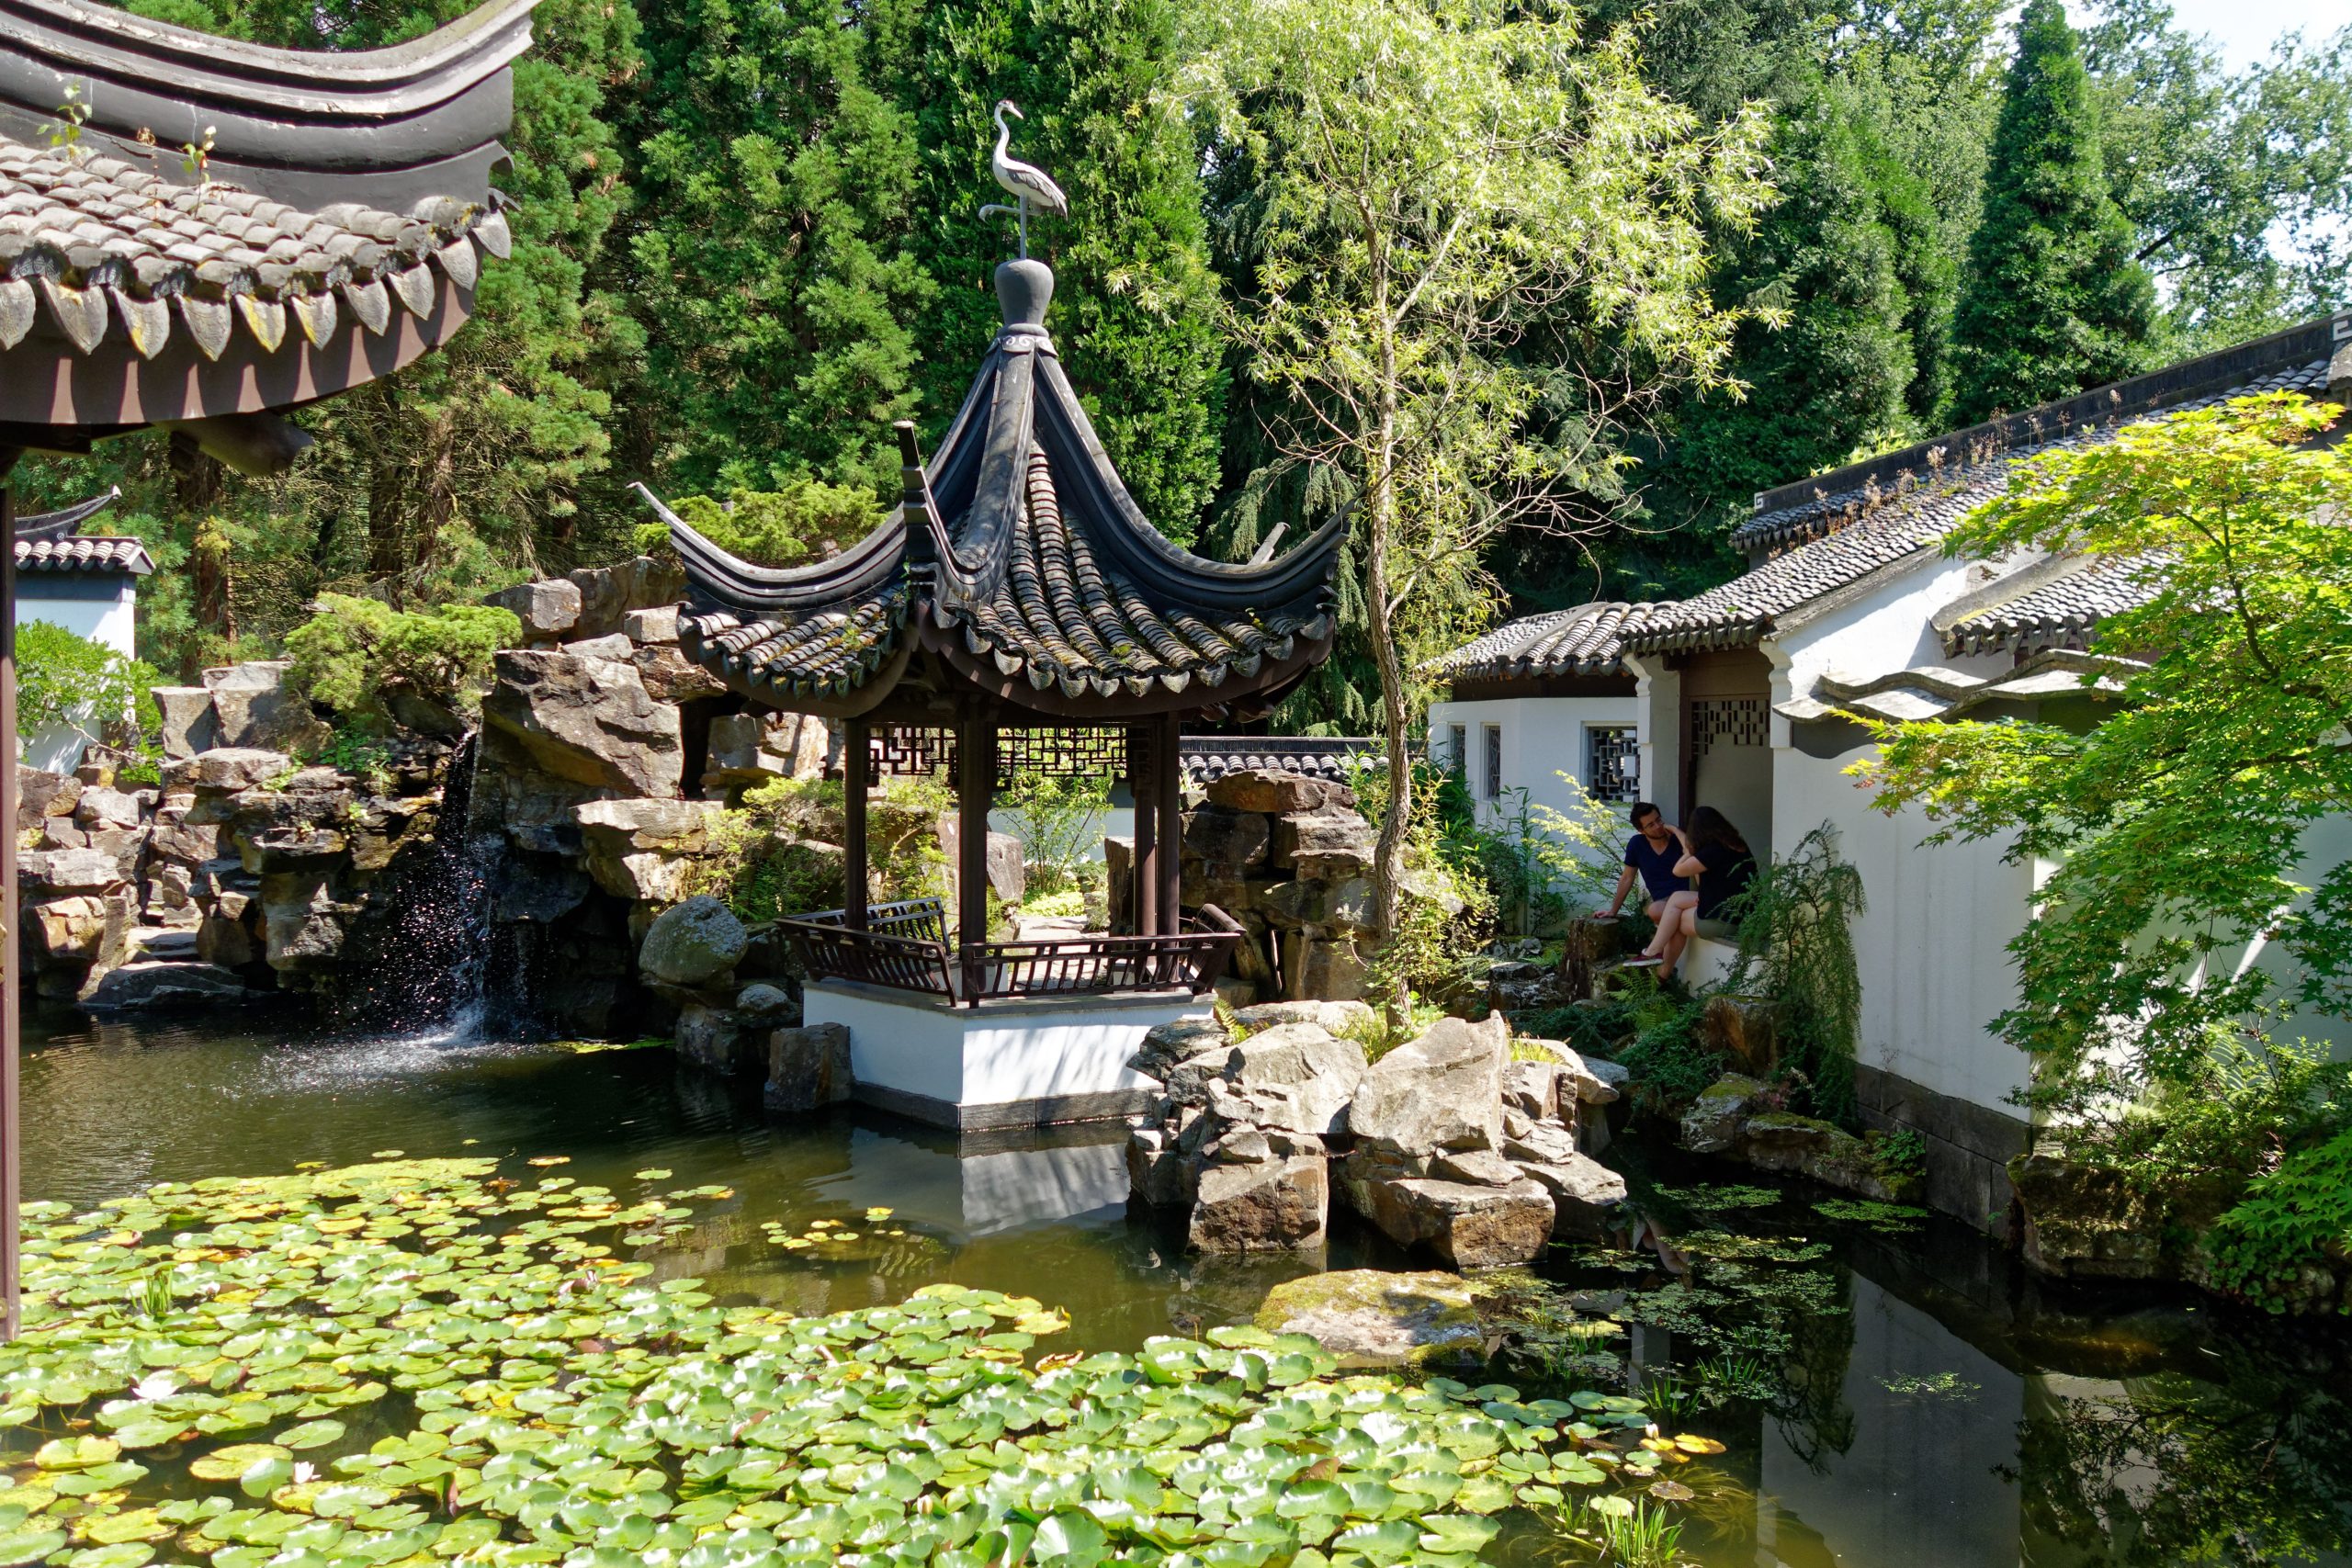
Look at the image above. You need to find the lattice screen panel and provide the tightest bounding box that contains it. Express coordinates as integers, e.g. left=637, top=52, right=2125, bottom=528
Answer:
left=865, top=725, right=1131, bottom=784
left=1585, top=725, right=1641, bottom=802
left=1688, top=697, right=1767, bottom=757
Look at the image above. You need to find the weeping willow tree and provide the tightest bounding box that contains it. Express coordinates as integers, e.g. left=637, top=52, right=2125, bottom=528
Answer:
left=1726, top=823, right=1867, bottom=1124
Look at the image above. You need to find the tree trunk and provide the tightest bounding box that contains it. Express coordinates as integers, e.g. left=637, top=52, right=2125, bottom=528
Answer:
left=1363, top=243, right=1413, bottom=1019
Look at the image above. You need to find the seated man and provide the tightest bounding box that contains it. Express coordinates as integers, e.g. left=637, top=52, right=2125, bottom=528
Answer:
left=1627, top=806, right=1756, bottom=978
left=1594, top=801, right=1689, bottom=940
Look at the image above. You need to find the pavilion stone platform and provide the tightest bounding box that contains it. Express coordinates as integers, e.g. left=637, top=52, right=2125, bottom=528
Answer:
left=808, top=979, right=1204, bottom=1131
left=651, top=247, right=1345, bottom=1132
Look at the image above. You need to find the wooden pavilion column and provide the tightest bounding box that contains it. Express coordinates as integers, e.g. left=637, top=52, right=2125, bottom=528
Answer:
left=1, top=468, right=20, bottom=1341
left=1129, top=722, right=1158, bottom=939
left=842, top=717, right=869, bottom=931
left=1155, top=712, right=1182, bottom=938
left=955, top=716, right=997, bottom=1000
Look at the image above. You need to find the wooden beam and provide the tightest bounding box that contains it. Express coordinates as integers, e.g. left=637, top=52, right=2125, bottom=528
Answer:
left=842, top=717, right=869, bottom=931
left=1156, top=712, right=1183, bottom=937
left=2, top=467, right=21, bottom=1342
left=956, top=716, right=995, bottom=1001
left=1132, top=721, right=1159, bottom=940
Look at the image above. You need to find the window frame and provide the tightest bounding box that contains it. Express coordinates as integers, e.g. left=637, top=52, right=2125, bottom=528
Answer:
left=1482, top=723, right=1503, bottom=801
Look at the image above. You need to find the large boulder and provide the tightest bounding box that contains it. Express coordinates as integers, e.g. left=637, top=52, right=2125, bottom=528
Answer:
left=705, top=712, right=830, bottom=790
left=566, top=555, right=688, bottom=640
left=1336, top=1150, right=1554, bottom=1269
left=1512, top=1155, right=1629, bottom=1241
left=1183, top=806, right=1272, bottom=875
left=203, top=662, right=329, bottom=755
left=1189, top=1155, right=1328, bottom=1253
left=1254, top=1269, right=1483, bottom=1370
left=766, top=1022, right=853, bottom=1112
left=1203, top=769, right=1344, bottom=816
left=1347, top=1013, right=1508, bottom=1156
left=1737, top=1113, right=1915, bottom=1201
left=15, top=768, right=78, bottom=829
left=639, top=895, right=748, bottom=986
left=1270, top=807, right=1375, bottom=875
left=576, top=798, right=726, bottom=900
left=1680, top=1074, right=1767, bottom=1155
left=1231, top=998, right=1375, bottom=1038
left=631, top=644, right=729, bottom=705
left=935, top=817, right=1024, bottom=906
left=152, top=687, right=220, bottom=760
left=481, top=649, right=684, bottom=796
left=484, top=578, right=582, bottom=641
left=80, top=960, right=253, bottom=1010
left=1128, top=1014, right=1229, bottom=1078
left=164, top=748, right=293, bottom=794
left=1223, top=1022, right=1366, bottom=1137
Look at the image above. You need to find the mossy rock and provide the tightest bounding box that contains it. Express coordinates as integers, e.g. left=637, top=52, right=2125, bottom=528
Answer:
left=1255, top=1269, right=1486, bottom=1371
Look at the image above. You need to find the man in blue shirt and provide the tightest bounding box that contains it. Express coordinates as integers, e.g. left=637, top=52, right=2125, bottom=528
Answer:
left=1595, top=801, right=1690, bottom=932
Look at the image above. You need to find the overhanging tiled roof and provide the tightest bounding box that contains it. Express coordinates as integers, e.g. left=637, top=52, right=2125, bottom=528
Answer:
left=0, top=138, right=510, bottom=362
left=1941, top=553, right=2163, bottom=658
left=1779, top=648, right=2136, bottom=724
left=1424, top=601, right=1656, bottom=682
left=1622, top=334, right=2337, bottom=657
left=665, top=260, right=1346, bottom=723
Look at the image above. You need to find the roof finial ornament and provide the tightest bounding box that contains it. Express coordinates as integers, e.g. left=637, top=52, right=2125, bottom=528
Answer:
left=979, top=100, right=1067, bottom=260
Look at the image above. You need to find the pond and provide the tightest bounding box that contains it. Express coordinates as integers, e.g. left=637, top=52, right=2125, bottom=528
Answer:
left=24, top=1007, right=2352, bottom=1565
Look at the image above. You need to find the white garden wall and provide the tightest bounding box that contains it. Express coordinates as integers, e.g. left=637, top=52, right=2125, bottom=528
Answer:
left=17, top=577, right=138, bottom=773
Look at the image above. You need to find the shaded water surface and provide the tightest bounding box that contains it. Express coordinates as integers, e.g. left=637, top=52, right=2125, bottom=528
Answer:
left=25, top=1008, right=2352, bottom=1565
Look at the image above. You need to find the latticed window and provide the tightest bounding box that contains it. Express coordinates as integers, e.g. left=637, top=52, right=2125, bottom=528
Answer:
left=1448, top=724, right=1467, bottom=776
left=1482, top=724, right=1503, bottom=800
left=1585, top=725, right=1640, bottom=802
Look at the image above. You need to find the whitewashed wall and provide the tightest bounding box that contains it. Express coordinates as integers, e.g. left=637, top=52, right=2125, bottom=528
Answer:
left=1425, top=694, right=1644, bottom=818
left=17, top=578, right=139, bottom=773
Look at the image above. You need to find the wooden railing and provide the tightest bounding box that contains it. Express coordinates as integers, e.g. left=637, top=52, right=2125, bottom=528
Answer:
left=776, top=897, right=1238, bottom=1006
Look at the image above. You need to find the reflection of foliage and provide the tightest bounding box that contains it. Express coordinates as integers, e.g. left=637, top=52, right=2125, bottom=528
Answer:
left=2, top=1158, right=1718, bottom=1566
left=1878, top=1371, right=1979, bottom=1399
left=2016, top=1365, right=2352, bottom=1565
left=1657, top=1184, right=1783, bottom=1213
left=1723, top=821, right=1867, bottom=1125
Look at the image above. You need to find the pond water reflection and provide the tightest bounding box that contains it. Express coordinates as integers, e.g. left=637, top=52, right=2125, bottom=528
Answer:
left=25, top=1007, right=2352, bottom=1565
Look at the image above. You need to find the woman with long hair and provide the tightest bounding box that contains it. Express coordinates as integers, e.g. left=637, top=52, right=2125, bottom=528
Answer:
left=1625, top=806, right=1756, bottom=978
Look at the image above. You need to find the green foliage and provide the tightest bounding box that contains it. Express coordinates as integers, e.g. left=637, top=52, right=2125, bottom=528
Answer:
left=1347, top=756, right=1498, bottom=1020
left=1724, top=822, right=1868, bottom=1127
left=14, top=622, right=161, bottom=774
left=1949, top=0, right=2154, bottom=423
left=0, top=1156, right=1699, bottom=1565
left=691, top=773, right=953, bottom=923
left=998, top=771, right=1113, bottom=897
left=613, top=0, right=933, bottom=493
left=282, top=594, right=520, bottom=729
left=1860, top=393, right=2352, bottom=1152
left=2206, top=1129, right=2352, bottom=1312
left=312, top=728, right=395, bottom=795
left=1611, top=983, right=1717, bottom=1119
left=1442, top=777, right=1623, bottom=942
left=635, top=482, right=888, bottom=567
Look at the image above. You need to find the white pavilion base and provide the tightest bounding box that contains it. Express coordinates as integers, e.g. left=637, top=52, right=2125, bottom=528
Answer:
left=803, top=978, right=1209, bottom=1131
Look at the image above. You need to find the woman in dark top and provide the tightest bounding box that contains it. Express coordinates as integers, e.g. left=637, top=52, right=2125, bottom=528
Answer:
left=1625, top=807, right=1756, bottom=977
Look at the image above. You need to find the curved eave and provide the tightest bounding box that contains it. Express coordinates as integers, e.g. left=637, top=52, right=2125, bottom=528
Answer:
left=923, top=615, right=1335, bottom=724
left=675, top=607, right=916, bottom=718
left=645, top=487, right=913, bottom=621
left=13, top=486, right=117, bottom=540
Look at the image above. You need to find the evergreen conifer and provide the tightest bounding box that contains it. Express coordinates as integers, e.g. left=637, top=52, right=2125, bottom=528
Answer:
left=1950, top=0, right=2154, bottom=423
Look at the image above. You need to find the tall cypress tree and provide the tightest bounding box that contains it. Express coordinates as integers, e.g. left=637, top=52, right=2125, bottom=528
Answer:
left=1668, top=79, right=1918, bottom=525
left=902, top=0, right=1224, bottom=542
left=1950, top=0, right=2154, bottom=423
left=609, top=0, right=934, bottom=495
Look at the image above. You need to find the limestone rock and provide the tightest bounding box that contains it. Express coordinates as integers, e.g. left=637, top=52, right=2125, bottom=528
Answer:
left=1502, top=1122, right=1580, bottom=1168
left=1513, top=1155, right=1628, bottom=1240
left=1430, top=1148, right=1521, bottom=1188
left=164, top=749, right=292, bottom=794
left=481, top=649, right=684, bottom=796
left=152, top=687, right=220, bottom=759
left=1129, top=1014, right=1229, bottom=1079
left=15, top=768, right=78, bottom=828
left=204, top=662, right=330, bottom=755
left=1224, top=1022, right=1366, bottom=1137
left=1126, top=1125, right=1190, bottom=1209
left=563, top=633, right=635, bottom=661
left=28, top=895, right=110, bottom=960
left=1348, top=1013, right=1508, bottom=1156
left=1680, top=1074, right=1768, bottom=1156
left=624, top=604, right=680, bottom=644
left=1183, top=806, right=1271, bottom=874
left=1738, top=1113, right=1916, bottom=1202
left=576, top=799, right=725, bottom=898
left=1702, top=994, right=1781, bottom=1074
left=705, top=712, right=829, bottom=789
left=81, top=960, right=253, bottom=1010
left=765, top=1022, right=853, bottom=1112
left=21, top=848, right=133, bottom=894
left=567, top=555, right=687, bottom=640
left=2008, top=1153, right=2171, bottom=1281
left=1502, top=1059, right=1559, bottom=1122
left=1270, top=807, right=1375, bottom=873
left=639, top=895, right=748, bottom=986
left=935, top=817, right=1025, bottom=906
left=1203, top=769, right=1342, bottom=816
left=147, top=818, right=221, bottom=866
left=1337, top=1148, right=1553, bottom=1269
left=630, top=644, right=729, bottom=705
left=485, top=578, right=582, bottom=640
left=1230, top=998, right=1375, bottom=1038
left=1189, top=1156, right=1328, bottom=1252
left=1253, top=1269, right=1483, bottom=1370
left=1560, top=1050, right=1625, bottom=1106
left=736, top=982, right=798, bottom=1026
left=675, top=1004, right=759, bottom=1077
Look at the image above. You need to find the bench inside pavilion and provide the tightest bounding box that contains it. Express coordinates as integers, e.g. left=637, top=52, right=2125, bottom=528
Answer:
left=651, top=254, right=1344, bottom=1129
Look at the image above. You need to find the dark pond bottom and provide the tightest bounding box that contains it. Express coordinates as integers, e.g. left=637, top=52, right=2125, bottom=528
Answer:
left=24, top=1005, right=2352, bottom=1565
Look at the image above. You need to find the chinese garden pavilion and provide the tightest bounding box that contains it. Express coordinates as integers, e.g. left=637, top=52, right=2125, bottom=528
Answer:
left=651, top=257, right=1346, bottom=1124
left=0, top=0, right=536, bottom=1333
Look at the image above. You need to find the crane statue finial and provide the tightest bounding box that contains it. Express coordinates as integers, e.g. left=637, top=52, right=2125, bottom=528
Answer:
left=981, top=99, right=1068, bottom=259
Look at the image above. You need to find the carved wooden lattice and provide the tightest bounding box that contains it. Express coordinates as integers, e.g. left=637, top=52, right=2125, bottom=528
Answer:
left=1585, top=725, right=1640, bottom=802
left=867, top=725, right=1130, bottom=784
left=1688, top=697, right=1767, bottom=758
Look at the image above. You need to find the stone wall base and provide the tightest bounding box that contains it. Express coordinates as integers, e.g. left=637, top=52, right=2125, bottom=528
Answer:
left=1854, top=1063, right=2030, bottom=1238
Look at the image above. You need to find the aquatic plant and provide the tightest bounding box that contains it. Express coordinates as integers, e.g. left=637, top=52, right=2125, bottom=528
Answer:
left=3, top=1157, right=1697, bottom=1567
left=1811, top=1199, right=1928, bottom=1234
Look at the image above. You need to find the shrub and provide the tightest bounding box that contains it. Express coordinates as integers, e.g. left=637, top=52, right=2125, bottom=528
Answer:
left=635, top=479, right=885, bottom=567
left=1345, top=752, right=1498, bottom=1017
left=1723, top=822, right=1866, bottom=1126
left=687, top=773, right=953, bottom=925
left=284, top=594, right=520, bottom=730
left=1442, top=777, right=1623, bottom=940
left=1000, top=771, right=1113, bottom=896
left=2207, top=1127, right=2352, bottom=1311
left=16, top=620, right=162, bottom=781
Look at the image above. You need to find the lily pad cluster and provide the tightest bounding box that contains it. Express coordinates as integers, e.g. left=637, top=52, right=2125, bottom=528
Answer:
left=1, top=1158, right=1691, bottom=1568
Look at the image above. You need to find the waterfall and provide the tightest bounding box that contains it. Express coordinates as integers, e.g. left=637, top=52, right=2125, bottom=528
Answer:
left=331, top=732, right=507, bottom=1042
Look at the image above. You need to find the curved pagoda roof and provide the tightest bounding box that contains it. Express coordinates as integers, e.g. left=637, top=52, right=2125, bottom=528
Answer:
left=0, top=0, right=534, bottom=439
left=663, top=259, right=1347, bottom=724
